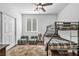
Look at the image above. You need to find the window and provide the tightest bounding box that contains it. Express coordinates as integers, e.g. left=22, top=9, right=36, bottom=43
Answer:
left=27, top=18, right=38, bottom=32
left=27, top=18, right=31, bottom=31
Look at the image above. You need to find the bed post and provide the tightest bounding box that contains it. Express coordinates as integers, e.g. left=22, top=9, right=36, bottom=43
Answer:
left=77, top=22, right=79, bottom=56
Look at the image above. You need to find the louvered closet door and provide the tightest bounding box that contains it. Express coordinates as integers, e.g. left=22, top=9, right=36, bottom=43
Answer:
left=2, top=14, right=15, bottom=50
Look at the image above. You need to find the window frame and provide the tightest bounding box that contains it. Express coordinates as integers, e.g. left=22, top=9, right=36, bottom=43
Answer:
left=26, top=18, right=38, bottom=32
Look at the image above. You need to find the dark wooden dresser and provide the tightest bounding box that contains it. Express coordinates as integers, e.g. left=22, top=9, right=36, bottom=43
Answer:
left=0, top=44, right=8, bottom=56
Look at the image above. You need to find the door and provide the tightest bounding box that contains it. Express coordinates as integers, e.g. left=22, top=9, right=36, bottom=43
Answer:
left=0, top=13, right=2, bottom=44
left=2, top=14, right=16, bottom=50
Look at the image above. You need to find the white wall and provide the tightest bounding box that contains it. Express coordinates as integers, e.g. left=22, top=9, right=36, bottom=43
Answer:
left=22, top=14, right=57, bottom=38
left=57, top=3, right=79, bottom=43
left=57, top=3, right=79, bottom=22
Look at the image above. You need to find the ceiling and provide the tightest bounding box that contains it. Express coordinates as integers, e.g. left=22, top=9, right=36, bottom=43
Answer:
left=1, top=3, right=69, bottom=14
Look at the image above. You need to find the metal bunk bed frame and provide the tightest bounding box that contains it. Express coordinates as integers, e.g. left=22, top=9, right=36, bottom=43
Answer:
left=44, top=22, right=78, bottom=56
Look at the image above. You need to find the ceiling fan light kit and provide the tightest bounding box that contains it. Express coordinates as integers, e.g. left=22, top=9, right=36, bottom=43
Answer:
left=34, top=3, right=53, bottom=12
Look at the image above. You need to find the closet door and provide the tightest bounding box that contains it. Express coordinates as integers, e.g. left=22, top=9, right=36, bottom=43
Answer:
left=2, top=14, right=16, bottom=50
left=0, top=13, right=2, bottom=44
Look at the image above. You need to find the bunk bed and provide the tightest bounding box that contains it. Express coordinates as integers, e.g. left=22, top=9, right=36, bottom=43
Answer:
left=43, top=22, right=78, bottom=56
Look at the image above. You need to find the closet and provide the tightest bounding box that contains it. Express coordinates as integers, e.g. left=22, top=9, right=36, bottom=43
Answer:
left=0, top=12, right=16, bottom=50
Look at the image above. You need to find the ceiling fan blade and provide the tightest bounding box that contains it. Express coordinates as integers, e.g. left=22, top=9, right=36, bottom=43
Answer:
left=34, top=7, right=38, bottom=11
left=41, top=7, right=46, bottom=12
left=42, top=3, right=53, bottom=6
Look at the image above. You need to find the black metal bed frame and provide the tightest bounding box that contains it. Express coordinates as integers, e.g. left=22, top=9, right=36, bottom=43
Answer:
left=44, top=22, right=79, bottom=56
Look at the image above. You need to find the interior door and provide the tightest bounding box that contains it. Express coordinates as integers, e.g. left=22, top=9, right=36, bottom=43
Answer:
left=2, top=14, right=16, bottom=50
left=0, top=13, right=2, bottom=44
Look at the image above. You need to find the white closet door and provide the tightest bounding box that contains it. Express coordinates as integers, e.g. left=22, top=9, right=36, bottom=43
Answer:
left=2, top=14, right=15, bottom=50
left=0, top=13, right=2, bottom=44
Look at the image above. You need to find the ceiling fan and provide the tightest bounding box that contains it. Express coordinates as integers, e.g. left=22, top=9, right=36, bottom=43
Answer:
left=34, top=3, right=53, bottom=12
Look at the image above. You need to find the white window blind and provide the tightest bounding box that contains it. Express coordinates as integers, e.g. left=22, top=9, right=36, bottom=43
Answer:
left=27, top=18, right=38, bottom=32
left=27, top=18, right=31, bottom=31
left=33, top=18, right=37, bottom=31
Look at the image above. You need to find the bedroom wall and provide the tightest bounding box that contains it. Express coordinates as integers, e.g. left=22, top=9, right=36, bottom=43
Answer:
left=57, top=3, right=79, bottom=43
left=57, top=3, right=79, bottom=22
left=22, top=14, right=57, bottom=39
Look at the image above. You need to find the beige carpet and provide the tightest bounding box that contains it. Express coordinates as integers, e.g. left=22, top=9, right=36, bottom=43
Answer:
left=6, top=45, right=47, bottom=56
